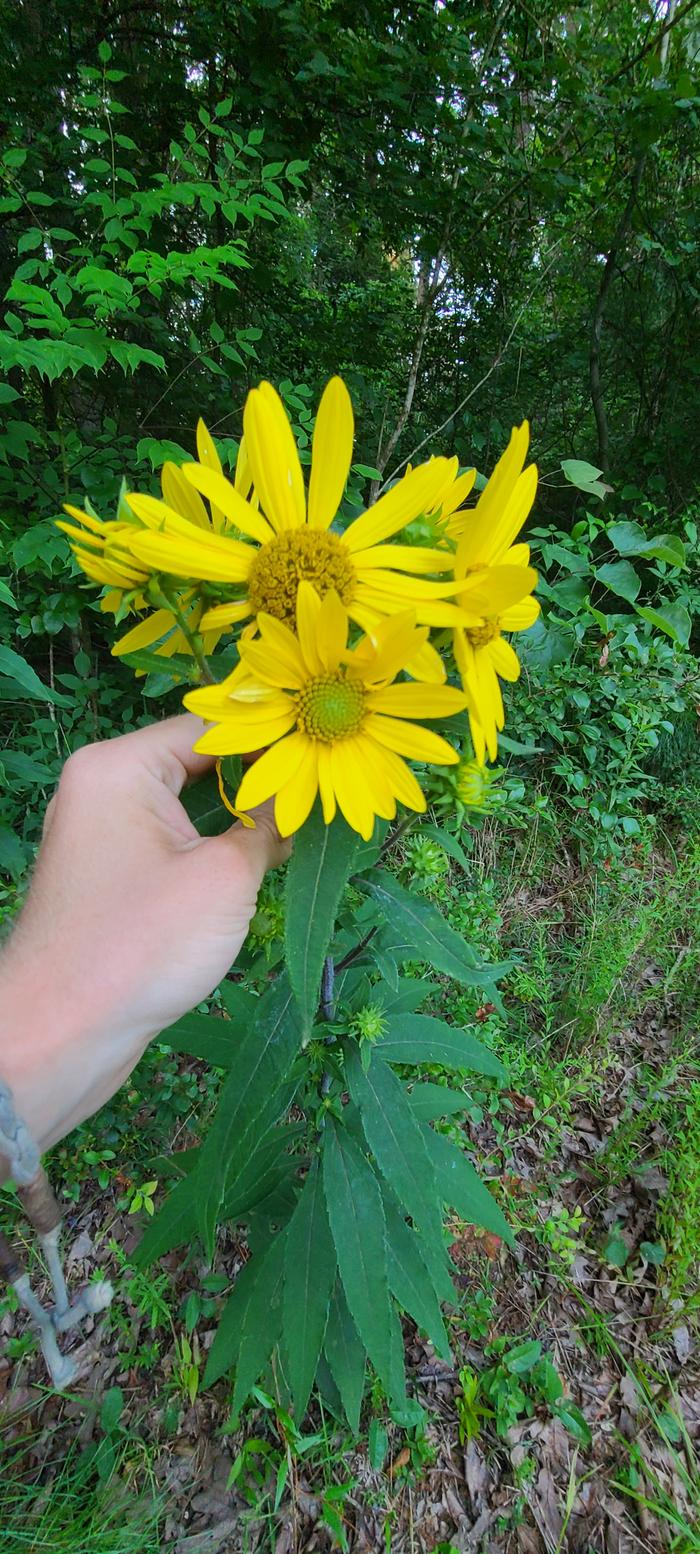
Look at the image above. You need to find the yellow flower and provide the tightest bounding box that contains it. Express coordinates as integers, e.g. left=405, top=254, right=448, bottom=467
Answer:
left=448, top=423, right=541, bottom=762
left=121, top=379, right=469, bottom=670
left=184, top=582, right=468, bottom=840
left=58, top=432, right=251, bottom=662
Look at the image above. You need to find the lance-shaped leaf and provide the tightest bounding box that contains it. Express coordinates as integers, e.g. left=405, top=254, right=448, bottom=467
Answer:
left=282, top=1158, right=337, bottom=1418
left=421, top=1124, right=513, bottom=1245
left=132, top=1166, right=200, bottom=1268
left=383, top=1194, right=451, bottom=1360
left=285, top=802, right=359, bottom=1034
left=196, top=974, right=301, bottom=1257
left=376, top=1014, right=504, bottom=1079
left=204, top=1230, right=287, bottom=1404
left=345, top=1044, right=443, bottom=1243
left=323, top=1282, right=366, bottom=1435
left=322, top=1119, right=398, bottom=1401
left=406, top=1082, right=472, bottom=1122
left=159, top=1011, right=239, bottom=1068
left=357, top=871, right=510, bottom=988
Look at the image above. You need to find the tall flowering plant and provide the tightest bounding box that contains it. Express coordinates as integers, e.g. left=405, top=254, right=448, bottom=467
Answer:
left=61, top=379, right=540, bottom=1428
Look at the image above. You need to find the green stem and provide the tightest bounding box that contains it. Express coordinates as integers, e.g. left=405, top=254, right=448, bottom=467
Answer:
left=149, top=581, right=216, bottom=685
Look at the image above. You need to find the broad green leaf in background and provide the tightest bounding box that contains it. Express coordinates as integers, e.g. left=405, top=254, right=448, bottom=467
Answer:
left=0, top=578, right=17, bottom=608
left=417, top=823, right=471, bottom=872
left=376, top=1013, right=505, bottom=1079
left=285, top=803, right=359, bottom=1035
left=282, top=1158, right=337, bottom=1416
left=608, top=521, right=685, bottom=567
left=561, top=458, right=609, bottom=498
left=635, top=601, right=691, bottom=646
left=421, top=1124, right=513, bottom=1245
left=345, top=1043, right=443, bottom=1241
left=132, top=1167, right=201, bottom=1267
left=594, top=561, right=641, bottom=603
left=204, top=1229, right=287, bottom=1401
left=322, top=1119, right=397, bottom=1401
left=0, top=820, right=27, bottom=879
left=323, top=1282, right=366, bottom=1435
left=357, top=872, right=511, bottom=988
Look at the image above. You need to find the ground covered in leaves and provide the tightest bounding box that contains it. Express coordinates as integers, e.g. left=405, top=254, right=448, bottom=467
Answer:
left=1, top=821, right=699, bottom=1554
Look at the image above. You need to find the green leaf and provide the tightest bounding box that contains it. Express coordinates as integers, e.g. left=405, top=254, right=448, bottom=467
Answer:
left=553, top=1401, right=592, bottom=1447
left=406, top=1082, right=471, bottom=1122
left=418, top=823, right=471, bottom=871
left=285, top=803, right=359, bottom=1036
left=420, top=1125, right=513, bottom=1245
left=322, top=1119, right=396, bottom=1401
left=132, top=1166, right=201, bottom=1267
left=323, top=1283, right=366, bottom=1434
left=594, top=561, right=641, bottom=603
left=0, top=821, right=27, bottom=879
left=159, top=1011, right=240, bottom=1068
left=0, top=749, right=53, bottom=784
left=357, top=872, right=509, bottom=989
left=383, top=1195, right=451, bottom=1360
left=635, top=601, right=691, bottom=646
left=195, top=975, right=301, bottom=1258
left=608, top=521, right=685, bottom=566
left=345, top=1044, right=442, bottom=1241
left=0, top=645, right=68, bottom=704
left=376, top=1014, right=505, bottom=1079
left=282, top=1158, right=337, bottom=1416
left=561, top=459, right=608, bottom=497
left=204, top=1231, right=287, bottom=1399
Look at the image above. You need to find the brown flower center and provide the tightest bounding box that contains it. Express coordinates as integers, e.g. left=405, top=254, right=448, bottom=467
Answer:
left=247, top=529, right=355, bottom=626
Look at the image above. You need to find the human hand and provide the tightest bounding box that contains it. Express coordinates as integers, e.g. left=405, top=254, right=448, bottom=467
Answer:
left=0, top=715, right=290, bottom=1156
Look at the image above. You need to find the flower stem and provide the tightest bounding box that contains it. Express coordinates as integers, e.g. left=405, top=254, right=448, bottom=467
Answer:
left=149, top=582, right=216, bottom=685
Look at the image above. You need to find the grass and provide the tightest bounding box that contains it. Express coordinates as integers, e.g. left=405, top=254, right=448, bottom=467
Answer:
left=0, top=1423, right=162, bottom=1554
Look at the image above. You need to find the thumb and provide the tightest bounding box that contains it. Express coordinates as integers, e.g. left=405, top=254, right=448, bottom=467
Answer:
left=208, top=798, right=293, bottom=886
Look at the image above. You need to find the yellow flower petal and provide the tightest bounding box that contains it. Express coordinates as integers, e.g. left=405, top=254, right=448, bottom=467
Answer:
left=127, top=531, right=253, bottom=584
left=488, top=637, right=521, bottom=681
left=182, top=463, right=274, bottom=545
left=243, top=381, right=306, bottom=532
left=161, top=462, right=209, bottom=529
left=193, top=710, right=297, bottom=755
left=366, top=683, right=467, bottom=718
left=196, top=419, right=226, bottom=531
left=500, top=596, right=540, bottom=631
left=200, top=599, right=252, bottom=630
left=61, top=505, right=108, bottom=535
left=307, top=376, right=354, bottom=529
left=457, top=457, right=537, bottom=572
left=317, top=744, right=337, bottom=824
left=364, top=738, right=426, bottom=812
left=236, top=732, right=309, bottom=809
left=404, top=638, right=446, bottom=683
left=275, top=739, right=319, bottom=835
left=295, top=579, right=325, bottom=675
left=348, top=736, right=396, bottom=821
left=364, top=713, right=459, bottom=765
left=329, top=740, right=377, bottom=839
left=438, top=467, right=477, bottom=522
left=243, top=616, right=307, bottom=688
left=112, top=609, right=175, bottom=655
left=317, top=588, right=347, bottom=672
left=457, top=564, right=538, bottom=616
left=503, top=542, right=530, bottom=566
left=351, top=543, right=454, bottom=574
left=343, top=458, right=453, bottom=553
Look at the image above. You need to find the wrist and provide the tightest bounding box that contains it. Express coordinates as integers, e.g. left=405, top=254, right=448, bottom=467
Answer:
left=0, top=945, right=95, bottom=1155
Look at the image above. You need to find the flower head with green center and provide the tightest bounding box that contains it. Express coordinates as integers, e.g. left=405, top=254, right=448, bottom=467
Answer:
left=184, top=581, right=468, bottom=839
left=118, top=378, right=473, bottom=684
left=447, top=423, right=541, bottom=761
